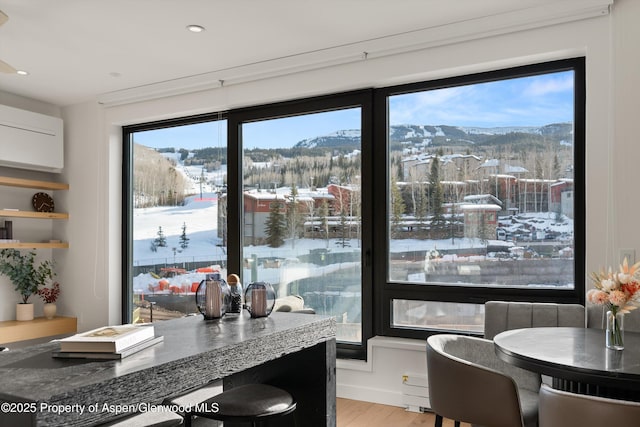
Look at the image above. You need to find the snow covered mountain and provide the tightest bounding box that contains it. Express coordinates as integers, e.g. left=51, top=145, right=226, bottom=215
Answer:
left=293, top=123, right=573, bottom=150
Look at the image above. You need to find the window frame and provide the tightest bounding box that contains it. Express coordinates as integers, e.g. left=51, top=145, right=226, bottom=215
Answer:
left=122, top=92, right=374, bottom=359
left=227, top=89, right=374, bottom=359
left=121, top=112, right=229, bottom=325
left=372, top=58, right=586, bottom=340
left=121, top=58, right=585, bottom=354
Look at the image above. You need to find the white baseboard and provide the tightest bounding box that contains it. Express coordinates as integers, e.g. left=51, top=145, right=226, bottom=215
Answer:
left=337, top=383, right=405, bottom=407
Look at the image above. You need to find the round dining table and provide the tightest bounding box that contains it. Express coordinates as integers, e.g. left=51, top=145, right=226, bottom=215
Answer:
left=494, top=327, right=640, bottom=401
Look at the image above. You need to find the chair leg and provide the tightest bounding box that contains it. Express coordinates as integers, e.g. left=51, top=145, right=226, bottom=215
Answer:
left=435, top=414, right=443, bottom=427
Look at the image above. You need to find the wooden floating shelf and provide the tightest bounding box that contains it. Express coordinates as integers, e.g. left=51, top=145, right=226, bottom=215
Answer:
left=0, top=242, right=69, bottom=249
left=0, top=316, right=77, bottom=344
left=0, top=176, right=69, bottom=191
left=0, top=210, right=68, bottom=220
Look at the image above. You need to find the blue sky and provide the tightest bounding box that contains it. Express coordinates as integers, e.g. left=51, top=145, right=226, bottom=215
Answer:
left=390, top=70, right=574, bottom=128
left=134, top=71, right=574, bottom=150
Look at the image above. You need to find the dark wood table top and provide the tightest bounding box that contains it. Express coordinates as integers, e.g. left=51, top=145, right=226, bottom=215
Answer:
left=0, top=312, right=335, bottom=426
left=494, top=327, right=640, bottom=392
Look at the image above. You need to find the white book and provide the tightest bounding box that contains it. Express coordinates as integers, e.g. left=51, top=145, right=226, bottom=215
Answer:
left=59, top=324, right=155, bottom=353
left=52, top=336, right=163, bottom=359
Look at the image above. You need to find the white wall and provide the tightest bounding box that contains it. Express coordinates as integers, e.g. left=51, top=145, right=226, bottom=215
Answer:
left=0, top=92, right=61, bottom=320
left=3, top=0, right=639, bottom=407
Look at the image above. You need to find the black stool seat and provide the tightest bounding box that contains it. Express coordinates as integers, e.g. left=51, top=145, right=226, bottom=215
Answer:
left=98, top=410, right=183, bottom=426
left=192, top=383, right=296, bottom=422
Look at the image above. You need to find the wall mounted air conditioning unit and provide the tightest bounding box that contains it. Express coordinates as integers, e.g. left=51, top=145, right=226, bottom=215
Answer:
left=0, top=104, right=63, bottom=173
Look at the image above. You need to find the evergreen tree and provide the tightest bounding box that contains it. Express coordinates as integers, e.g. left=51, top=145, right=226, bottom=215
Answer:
left=429, top=156, right=445, bottom=227
left=415, top=182, right=428, bottom=231
left=179, top=222, right=189, bottom=249
left=390, top=176, right=405, bottom=239
left=265, top=198, right=286, bottom=248
left=552, top=152, right=561, bottom=179
left=155, top=226, right=167, bottom=247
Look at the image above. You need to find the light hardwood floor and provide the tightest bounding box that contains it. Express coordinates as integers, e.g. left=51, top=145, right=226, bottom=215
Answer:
left=337, top=398, right=471, bottom=427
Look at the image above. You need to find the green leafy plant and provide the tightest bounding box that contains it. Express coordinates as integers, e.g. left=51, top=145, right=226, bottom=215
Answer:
left=0, top=249, right=55, bottom=304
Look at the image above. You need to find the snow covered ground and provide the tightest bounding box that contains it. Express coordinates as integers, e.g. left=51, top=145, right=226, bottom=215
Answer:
left=132, top=152, right=574, bottom=295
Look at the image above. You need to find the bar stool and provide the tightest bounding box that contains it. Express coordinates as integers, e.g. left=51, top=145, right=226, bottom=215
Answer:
left=98, top=410, right=184, bottom=426
left=164, top=383, right=296, bottom=427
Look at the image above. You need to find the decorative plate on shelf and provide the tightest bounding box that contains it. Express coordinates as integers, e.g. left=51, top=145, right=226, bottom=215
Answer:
left=32, top=192, right=54, bottom=212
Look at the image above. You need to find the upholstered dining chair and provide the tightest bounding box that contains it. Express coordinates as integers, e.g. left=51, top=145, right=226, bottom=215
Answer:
left=538, top=383, right=640, bottom=427
left=587, top=303, right=640, bottom=332
left=426, top=334, right=539, bottom=427
left=484, top=301, right=585, bottom=340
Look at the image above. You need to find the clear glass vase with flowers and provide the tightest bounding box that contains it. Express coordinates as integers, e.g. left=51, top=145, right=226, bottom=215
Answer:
left=588, top=258, right=640, bottom=350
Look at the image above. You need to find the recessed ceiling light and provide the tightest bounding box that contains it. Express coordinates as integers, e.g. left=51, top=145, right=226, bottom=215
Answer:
left=16, top=70, right=29, bottom=76
left=186, top=24, right=205, bottom=33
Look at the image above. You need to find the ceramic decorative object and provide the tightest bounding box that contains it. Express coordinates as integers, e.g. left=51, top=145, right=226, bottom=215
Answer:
left=16, top=303, right=34, bottom=321
left=227, top=274, right=243, bottom=314
left=43, top=303, right=57, bottom=320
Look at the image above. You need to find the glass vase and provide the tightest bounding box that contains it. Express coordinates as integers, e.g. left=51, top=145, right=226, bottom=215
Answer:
left=244, top=282, right=276, bottom=318
left=606, top=309, right=624, bottom=350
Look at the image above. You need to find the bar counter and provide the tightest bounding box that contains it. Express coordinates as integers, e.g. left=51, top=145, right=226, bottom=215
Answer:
left=0, top=312, right=336, bottom=426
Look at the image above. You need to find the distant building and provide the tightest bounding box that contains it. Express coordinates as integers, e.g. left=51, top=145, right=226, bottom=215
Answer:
left=550, top=179, right=574, bottom=218
left=460, top=204, right=501, bottom=239
left=401, top=153, right=482, bottom=181
left=241, top=187, right=337, bottom=245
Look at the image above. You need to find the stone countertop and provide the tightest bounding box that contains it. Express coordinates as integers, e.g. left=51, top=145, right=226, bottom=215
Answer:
left=0, top=312, right=336, bottom=426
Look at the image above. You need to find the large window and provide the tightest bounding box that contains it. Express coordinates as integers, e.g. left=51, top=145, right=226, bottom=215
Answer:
left=226, top=91, right=373, bottom=356
left=239, top=108, right=364, bottom=344
left=123, top=59, right=584, bottom=356
left=374, top=58, right=585, bottom=337
left=123, top=115, right=228, bottom=323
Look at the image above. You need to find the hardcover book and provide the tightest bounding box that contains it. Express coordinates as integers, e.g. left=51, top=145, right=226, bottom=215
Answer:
left=52, top=335, right=163, bottom=359
left=58, top=324, right=155, bottom=353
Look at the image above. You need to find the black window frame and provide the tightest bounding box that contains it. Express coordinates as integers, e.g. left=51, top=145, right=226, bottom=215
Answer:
left=122, top=91, right=374, bottom=360
left=121, top=112, right=229, bottom=326
left=372, top=57, right=586, bottom=340
left=227, top=89, right=374, bottom=360
left=121, top=57, right=585, bottom=356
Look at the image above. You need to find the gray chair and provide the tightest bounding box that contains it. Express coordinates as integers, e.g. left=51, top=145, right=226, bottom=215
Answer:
left=587, top=304, right=640, bottom=332
left=426, top=334, right=540, bottom=427
left=484, top=301, right=585, bottom=340
left=539, top=383, right=640, bottom=427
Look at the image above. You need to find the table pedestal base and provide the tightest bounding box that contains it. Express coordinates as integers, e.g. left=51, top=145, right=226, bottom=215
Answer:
left=552, top=378, right=640, bottom=402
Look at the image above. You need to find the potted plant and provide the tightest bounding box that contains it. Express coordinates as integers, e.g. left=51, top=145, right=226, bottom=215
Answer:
left=38, top=282, right=60, bottom=319
left=0, top=249, right=55, bottom=321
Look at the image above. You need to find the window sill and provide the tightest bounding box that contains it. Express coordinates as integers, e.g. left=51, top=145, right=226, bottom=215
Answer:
left=337, top=335, right=426, bottom=372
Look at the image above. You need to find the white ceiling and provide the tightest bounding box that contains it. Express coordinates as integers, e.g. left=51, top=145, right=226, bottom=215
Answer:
left=0, top=0, right=608, bottom=107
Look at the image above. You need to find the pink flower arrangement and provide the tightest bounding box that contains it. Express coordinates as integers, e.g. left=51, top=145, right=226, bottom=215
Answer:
left=587, top=258, right=640, bottom=314
left=37, top=282, right=60, bottom=304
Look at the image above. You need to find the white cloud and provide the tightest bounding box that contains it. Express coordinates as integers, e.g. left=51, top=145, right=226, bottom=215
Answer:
left=523, top=74, right=574, bottom=97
